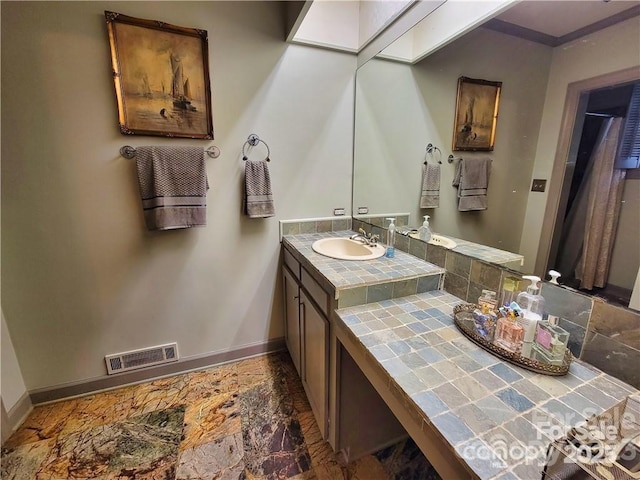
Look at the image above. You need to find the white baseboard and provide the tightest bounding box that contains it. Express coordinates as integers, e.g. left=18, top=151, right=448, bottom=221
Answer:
left=1, top=392, right=33, bottom=445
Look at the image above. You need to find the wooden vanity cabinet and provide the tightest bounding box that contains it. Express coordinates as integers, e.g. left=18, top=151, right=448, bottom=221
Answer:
left=281, top=243, right=405, bottom=456
left=283, top=266, right=302, bottom=375
left=282, top=247, right=330, bottom=439
left=299, top=289, right=329, bottom=438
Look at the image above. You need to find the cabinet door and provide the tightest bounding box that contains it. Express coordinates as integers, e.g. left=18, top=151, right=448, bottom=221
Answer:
left=300, top=291, right=329, bottom=439
left=283, top=267, right=302, bottom=375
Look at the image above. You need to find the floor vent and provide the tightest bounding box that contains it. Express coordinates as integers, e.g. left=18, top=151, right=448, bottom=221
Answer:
left=105, top=343, right=179, bottom=374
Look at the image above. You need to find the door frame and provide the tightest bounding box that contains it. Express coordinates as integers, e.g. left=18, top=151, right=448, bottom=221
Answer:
left=534, top=66, right=640, bottom=276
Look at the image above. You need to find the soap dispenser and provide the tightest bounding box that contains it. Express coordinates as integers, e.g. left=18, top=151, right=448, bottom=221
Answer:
left=418, top=215, right=432, bottom=242
left=548, top=270, right=561, bottom=285
left=385, top=218, right=396, bottom=258
left=515, top=275, right=545, bottom=343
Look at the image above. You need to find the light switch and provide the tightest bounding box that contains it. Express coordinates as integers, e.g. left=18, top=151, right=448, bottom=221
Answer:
left=531, top=179, right=547, bottom=192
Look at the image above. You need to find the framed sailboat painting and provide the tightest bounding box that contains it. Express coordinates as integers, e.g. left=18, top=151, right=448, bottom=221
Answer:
left=452, top=76, right=501, bottom=151
left=105, top=11, right=214, bottom=139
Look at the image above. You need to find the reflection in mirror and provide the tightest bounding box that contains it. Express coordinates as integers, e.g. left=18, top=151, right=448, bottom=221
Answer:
left=353, top=3, right=639, bottom=309
left=354, top=24, right=551, bottom=267
left=549, top=83, right=640, bottom=308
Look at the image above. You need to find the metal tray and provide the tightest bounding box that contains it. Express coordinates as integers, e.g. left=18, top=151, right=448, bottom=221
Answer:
left=453, top=303, right=572, bottom=376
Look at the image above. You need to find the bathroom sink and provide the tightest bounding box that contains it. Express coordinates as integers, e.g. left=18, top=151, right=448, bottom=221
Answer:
left=312, top=237, right=386, bottom=261
left=409, top=233, right=457, bottom=249
left=429, top=234, right=457, bottom=249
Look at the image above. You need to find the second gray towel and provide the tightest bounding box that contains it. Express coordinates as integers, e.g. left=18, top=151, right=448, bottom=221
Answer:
left=244, top=160, right=275, bottom=218
left=452, top=157, right=491, bottom=211
left=420, top=163, right=440, bottom=208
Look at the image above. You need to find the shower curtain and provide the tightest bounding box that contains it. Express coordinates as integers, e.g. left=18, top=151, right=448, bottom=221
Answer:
left=558, top=117, right=626, bottom=290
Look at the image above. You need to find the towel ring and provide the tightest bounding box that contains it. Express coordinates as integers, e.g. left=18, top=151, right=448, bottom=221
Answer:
left=425, top=143, right=442, bottom=164
left=242, top=134, right=270, bottom=162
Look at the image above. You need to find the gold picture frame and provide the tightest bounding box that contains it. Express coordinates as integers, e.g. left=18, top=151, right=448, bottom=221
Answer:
left=105, top=11, right=213, bottom=139
left=452, top=76, right=501, bottom=151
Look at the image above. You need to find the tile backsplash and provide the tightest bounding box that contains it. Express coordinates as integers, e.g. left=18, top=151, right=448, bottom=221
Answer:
left=353, top=214, right=410, bottom=228
left=280, top=217, right=351, bottom=238
left=580, top=300, right=640, bottom=388
left=539, top=283, right=593, bottom=358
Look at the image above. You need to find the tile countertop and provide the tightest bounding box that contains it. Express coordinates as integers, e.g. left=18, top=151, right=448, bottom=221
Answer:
left=445, top=235, right=524, bottom=267
left=282, top=231, right=445, bottom=291
left=334, top=290, right=639, bottom=480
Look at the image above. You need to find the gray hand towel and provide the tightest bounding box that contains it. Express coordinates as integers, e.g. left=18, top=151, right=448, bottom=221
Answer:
left=135, top=146, right=208, bottom=230
left=452, top=157, right=491, bottom=211
left=244, top=160, right=275, bottom=218
left=420, top=163, right=440, bottom=208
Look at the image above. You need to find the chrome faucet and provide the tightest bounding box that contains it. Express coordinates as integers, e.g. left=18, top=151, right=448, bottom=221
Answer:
left=350, top=228, right=379, bottom=246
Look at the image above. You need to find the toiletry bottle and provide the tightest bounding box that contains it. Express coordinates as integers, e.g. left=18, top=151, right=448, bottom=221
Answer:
left=385, top=218, right=396, bottom=258
left=548, top=270, right=561, bottom=285
left=418, top=215, right=432, bottom=242
left=474, top=290, right=498, bottom=340
left=494, top=309, right=524, bottom=353
left=500, top=276, right=522, bottom=307
left=532, top=315, right=570, bottom=365
left=478, top=289, right=498, bottom=313
left=515, top=275, right=545, bottom=343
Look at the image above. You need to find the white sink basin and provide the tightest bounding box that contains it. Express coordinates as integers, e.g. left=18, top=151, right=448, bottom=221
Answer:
left=429, top=234, right=457, bottom=249
left=312, top=237, right=386, bottom=261
left=409, top=233, right=457, bottom=249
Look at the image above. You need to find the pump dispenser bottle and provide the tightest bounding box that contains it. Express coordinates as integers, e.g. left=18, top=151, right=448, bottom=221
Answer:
left=418, top=215, right=432, bottom=242
left=385, top=218, right=396, bottom=258
left=516, top=275, right=545, bottom=342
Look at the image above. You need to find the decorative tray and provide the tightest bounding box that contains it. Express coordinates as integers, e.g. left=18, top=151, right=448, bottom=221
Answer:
left=453, top=303, right=572, bottom=376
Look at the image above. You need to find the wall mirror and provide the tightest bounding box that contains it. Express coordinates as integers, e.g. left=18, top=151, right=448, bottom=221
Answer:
left=352, top=1, right=640, bottom=310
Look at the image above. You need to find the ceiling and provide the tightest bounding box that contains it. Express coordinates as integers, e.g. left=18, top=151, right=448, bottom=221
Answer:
left=292, top=0, right=640, bottom=63
left=488, top=0, right=640, bottom=46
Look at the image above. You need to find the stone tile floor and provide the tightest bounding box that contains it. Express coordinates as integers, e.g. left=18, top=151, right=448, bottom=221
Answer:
left=1, top=351, right=441, bottom=480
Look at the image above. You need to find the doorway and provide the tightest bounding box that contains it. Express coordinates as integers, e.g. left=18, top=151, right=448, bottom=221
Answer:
left=545, top=80, right=639, bottom=308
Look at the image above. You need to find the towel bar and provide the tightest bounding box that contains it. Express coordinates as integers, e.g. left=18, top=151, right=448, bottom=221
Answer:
left=119, top=145, right=221, bottom=160
left=447, top=154, right=461, bottom=164
left=242, top=134, right=270, bottom=162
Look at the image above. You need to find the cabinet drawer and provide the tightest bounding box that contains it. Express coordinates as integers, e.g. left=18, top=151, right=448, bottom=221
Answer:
left=301, top=268, right=329, bottom=317
left=283, top=247, right=300, bottom=281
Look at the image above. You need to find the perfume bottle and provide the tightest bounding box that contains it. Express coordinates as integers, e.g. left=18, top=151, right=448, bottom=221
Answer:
left=532, top=315, right=569, bottom=365
left=478, top=289, right=498, bottom=314
left=474, top=290, right=498, bottom=341
left=494, top=312, right=524, bottom=353
left=473, top=309, right=497, bottom=341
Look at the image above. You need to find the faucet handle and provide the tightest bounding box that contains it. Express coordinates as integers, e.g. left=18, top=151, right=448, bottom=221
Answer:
left=369, top=234, right=379, bottom=244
